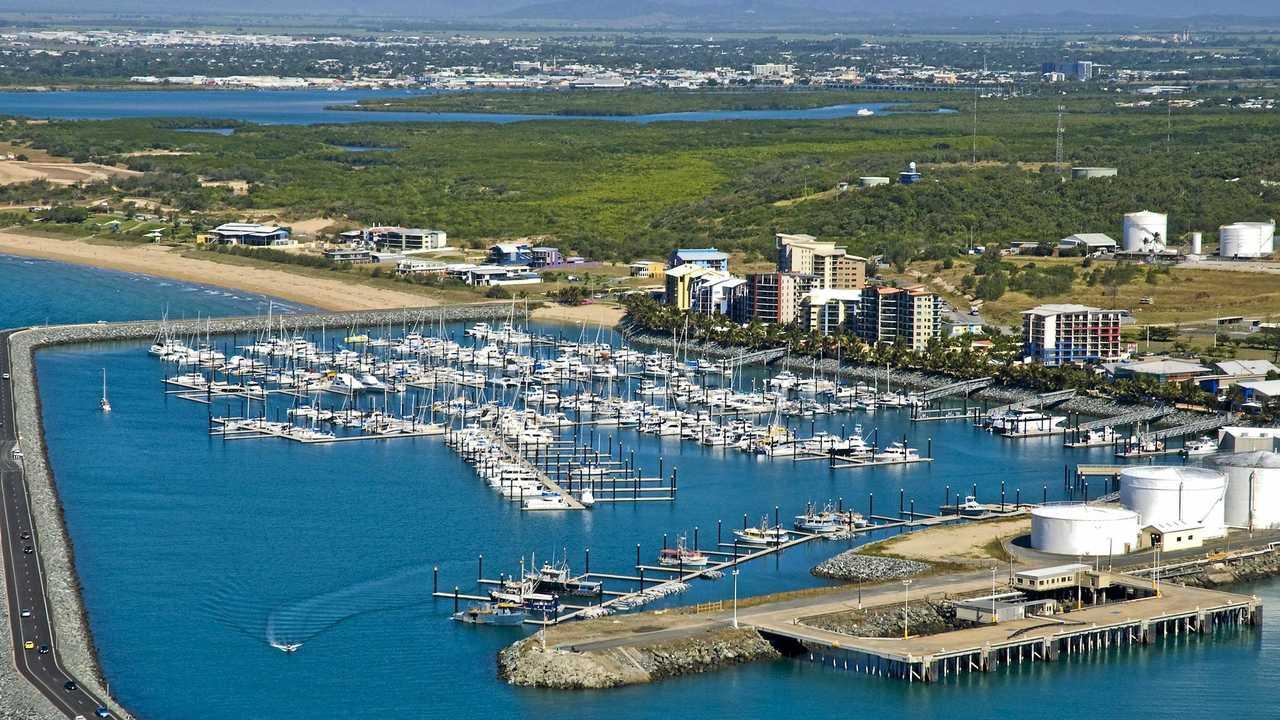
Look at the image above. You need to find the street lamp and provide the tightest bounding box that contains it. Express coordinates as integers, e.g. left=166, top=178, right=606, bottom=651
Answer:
left=991, top=565, right=998, bottom=624
left=732, top=569, right=740, bottom=628
left=902, top=579, right=912, bottom=639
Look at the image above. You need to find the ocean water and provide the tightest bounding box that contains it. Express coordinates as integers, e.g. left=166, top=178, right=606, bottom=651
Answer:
left=6, top=258, right=1278, bottom=719
left=0, top=89, right=938, bottom=125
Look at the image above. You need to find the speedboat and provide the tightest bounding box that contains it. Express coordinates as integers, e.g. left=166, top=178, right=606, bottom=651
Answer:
left=270, top=641, right=302, bottom=653
left=522, top=493, right=570, bottom=511
left=857, top=107, right=874, bottom=116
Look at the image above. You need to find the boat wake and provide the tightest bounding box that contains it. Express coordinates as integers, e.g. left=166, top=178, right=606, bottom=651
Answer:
left=206, top=565, right=437, bottom=653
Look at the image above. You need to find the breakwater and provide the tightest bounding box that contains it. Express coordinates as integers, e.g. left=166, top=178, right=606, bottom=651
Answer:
left=2, top=303, right=514, bottom=718
left=498, top=625, right=780, bottom=689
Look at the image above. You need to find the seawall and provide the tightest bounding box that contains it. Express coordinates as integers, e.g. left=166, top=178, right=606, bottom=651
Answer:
left=498, top=625, right=780, bottom=689
left=3, top=303, right=515, bottom=718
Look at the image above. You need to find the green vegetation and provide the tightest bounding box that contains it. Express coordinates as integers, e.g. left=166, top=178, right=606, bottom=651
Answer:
left=344, top=89, right=930, bottom=116
left=3, top=92, right=1279, bottom=270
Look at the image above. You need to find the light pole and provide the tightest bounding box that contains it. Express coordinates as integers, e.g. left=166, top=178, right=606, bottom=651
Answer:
left=732, top=569, right=740, bottom=628
left=991, top=565, right=998, bottom=623
left=902, top=579, right=912, bottom=640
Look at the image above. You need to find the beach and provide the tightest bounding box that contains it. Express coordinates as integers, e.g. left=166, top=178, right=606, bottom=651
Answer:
left=0, top=230, right=438, bottom=311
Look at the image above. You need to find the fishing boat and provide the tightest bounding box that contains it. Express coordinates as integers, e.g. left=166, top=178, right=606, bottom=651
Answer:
left=733, top=518, right=789, bottom=545
left=526, top=559, right=603, bottom=597
left=658, top=537, right=708, bottom=567
left=99, top=368, right=111, bottom=413
left=794, top=504, right=841, bottom=534
left=451, top=601, right=526, bottom=626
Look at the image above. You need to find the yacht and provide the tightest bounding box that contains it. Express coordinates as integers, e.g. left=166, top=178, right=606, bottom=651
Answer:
left=874, top=442, right=920, bottom=462
left=857, top=107, right=875, bottom=116
left=328, top=373, right=366, bottom=395
left=1183, top=436, right=1218, bottom=456
left=522, top=492, right=570, bottom=511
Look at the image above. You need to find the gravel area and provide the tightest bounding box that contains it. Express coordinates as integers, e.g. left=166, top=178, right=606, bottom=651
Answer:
left=811, top=551, right=930, bottom=583
left=2, top=303, right=511, bottom=718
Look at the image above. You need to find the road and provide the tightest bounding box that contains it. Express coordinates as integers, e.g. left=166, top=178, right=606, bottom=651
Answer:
left=0, top=329, right=111, bottom=719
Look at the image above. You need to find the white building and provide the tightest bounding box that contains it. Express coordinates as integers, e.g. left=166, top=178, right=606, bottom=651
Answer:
left=363, top=227, right=448, bottom=253
left=208, top=223, right=292, bottom=246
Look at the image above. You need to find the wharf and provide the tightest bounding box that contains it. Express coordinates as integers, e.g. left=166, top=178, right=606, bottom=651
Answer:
left=209, top=417, right=445, bottom=443
left=747, top=578, right=1258, bottom=683
left=476, top=429, right=586, bottom=511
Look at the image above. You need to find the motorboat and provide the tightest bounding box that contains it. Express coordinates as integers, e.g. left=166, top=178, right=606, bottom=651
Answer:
left=526, top=560, right=603, bottom=597
left=270, top=641, right=303, bottom=653
left=1183, top=436, right=1218, bottom=456
left=452, top=601, right=527, bottom=626
left=873, top=442, right=920, bottom=462
left=857, top=107, right=875, bottom=116
left=523, top=493, right=570, bottom=511
left=794, top=505, right=841, bottom=534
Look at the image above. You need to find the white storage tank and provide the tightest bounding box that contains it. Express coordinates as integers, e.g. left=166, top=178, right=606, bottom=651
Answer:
left=1190, top=231, right=1202, bottom=255
left=1208, top=451, right=1280, bottom=530
left=1031, top=504, right=1140, bottom=556
left=1123, top=211, right=1168, bottom=253
left=1218, top=221, right=1275, bottom=258
left=1119, top=466, right=1227, bottom=537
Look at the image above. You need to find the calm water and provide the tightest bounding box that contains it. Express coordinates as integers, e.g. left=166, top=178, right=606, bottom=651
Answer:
left=0, top=89, right=930, bottom=125
left=5, top=258, right=1277, bottom=719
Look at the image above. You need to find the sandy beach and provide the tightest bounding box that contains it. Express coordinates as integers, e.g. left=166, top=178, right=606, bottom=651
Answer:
left=531, top=302, right=625, bottom=327
left=0, top=230, right=436, bottom=311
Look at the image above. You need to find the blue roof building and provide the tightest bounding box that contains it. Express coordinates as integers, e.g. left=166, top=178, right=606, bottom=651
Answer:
left=668, top=248, right=729, bottom=272
left=488, top=242, right=533, bottom=266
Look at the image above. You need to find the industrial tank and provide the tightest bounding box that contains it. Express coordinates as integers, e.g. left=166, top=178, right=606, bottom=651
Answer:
left=1208, top=452, right=1280, bottom=530
left=1123, top=211, right=1168, bottom=253
left=1218, top=222, right=1275, bottom=258
left=1119, top=466, right=1227, bottom=537
left=1031, top=504, right=1140, bottom=555
left=1190, top=231, right=1202, bottom=255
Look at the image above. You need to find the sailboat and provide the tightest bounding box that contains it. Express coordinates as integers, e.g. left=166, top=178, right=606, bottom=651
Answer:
left=99, top=369, right=112, bottom=413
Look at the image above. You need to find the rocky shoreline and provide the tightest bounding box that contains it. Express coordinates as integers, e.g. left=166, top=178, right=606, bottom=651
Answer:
left=2, top=303, right=513, bottom=718
left=811, top=551, right=930, bottom=583
left=498, top=626, right=780, bottom=689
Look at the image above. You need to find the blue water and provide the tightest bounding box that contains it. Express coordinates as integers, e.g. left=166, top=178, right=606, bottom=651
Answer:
left=6, top=257, right=1278, bottom=719
left=0, top=89, right=937, bottom=125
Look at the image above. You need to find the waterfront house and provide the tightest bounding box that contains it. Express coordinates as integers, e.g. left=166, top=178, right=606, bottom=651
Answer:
left=209, top=222, right=293, bottom=247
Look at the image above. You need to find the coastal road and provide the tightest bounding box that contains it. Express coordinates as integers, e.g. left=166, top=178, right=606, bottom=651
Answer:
left=0, top=329, right=111, bottom=719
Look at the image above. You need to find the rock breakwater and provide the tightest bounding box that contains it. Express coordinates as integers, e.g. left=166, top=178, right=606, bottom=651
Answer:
left=812, top=551, right=930, bottom=583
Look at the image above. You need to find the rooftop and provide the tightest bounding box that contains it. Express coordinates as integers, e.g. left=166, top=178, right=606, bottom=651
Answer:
left=1015, top=563, right=1089, bottom=579
left=1023, top=303, right=1105, bottom=316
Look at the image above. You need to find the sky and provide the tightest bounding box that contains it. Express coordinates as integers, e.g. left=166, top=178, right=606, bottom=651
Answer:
left=12, top=0, right=1277, bottom=19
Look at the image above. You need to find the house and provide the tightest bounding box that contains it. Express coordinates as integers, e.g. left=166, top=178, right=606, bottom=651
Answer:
left=530, top=247, right=563, bottom=268
left=628, top=261, right=665, bottom=279
left=1059, top=233, right=1118, bottom=254
left=363, top=227, right=448, bottom=253
left=455, top=265, right=541, bottom=287
left=1109, top=358, right=1212, bottom=384
left=395, top=258, right=448, bottom=276
left=1235, top=380, right=1280, bottom=412
left=323, top=248, right=373, bottom=264
left=209, top=223, right=292, bottom=246
left=668, top=248, right=729, bottom=272
left=488, top=242, right=533, bottom=265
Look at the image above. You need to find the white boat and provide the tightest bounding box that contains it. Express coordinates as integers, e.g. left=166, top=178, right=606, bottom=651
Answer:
left=874, top=442, right=920, bottom=462
left=579, top=489, right=595, bottom=507
left=99, top=368, right=111, bottom=413
left=658, top=537, right=708, bottom=567
left=522, top=492, right=570, bottom=511
left=1183, top=436, right=1218, bottom=456
left=328, top=373, right=366, bottom=394
left=733, top=518, right=789, bottom=545
left=857, top=107, right=875, bottom=116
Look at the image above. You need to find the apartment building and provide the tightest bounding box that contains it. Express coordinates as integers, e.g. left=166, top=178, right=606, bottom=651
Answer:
left=855, top=285, right=941, bottom=351
left=691, top=273, right=748, bottom=319
left=801, top=289, right=862, bottom=335
left=775, top=233, right=866, bottom=290
left=746, top=272, right=816, bottom=325
left=1022, top=303, right=1124, bottom=366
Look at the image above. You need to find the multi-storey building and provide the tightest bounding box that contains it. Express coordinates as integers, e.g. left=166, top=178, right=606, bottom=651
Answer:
left=691, top=273, right=748, bottom=320
left=1022, top=304, right=1124, bottom=366
left=775, top=233, right=866, bottom=290
left=855, top=285, right=940, bottom=351
left=800, top=289, right=862, bottom=335
left=746, top=272, right=816, bottom=325
left=667, top=248, right=730, bottom=272
left=664, top=264, right=714, bottom=311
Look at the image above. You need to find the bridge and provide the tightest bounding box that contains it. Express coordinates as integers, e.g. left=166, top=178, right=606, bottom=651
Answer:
left=985, top=389, right=1077, bottom=417
left=1134, top=414, right=1234, bottom=444
left=731, top=347, right=789, bottom=365
left=1072, top=406, right=1175, bottom=432
left=916, top=377, right=993, bottom=403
